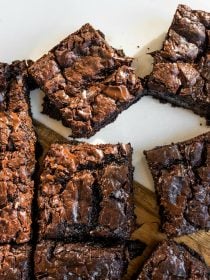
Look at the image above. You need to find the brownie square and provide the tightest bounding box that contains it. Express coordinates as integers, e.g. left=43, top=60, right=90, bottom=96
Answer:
left=29, top=23, right=144, bottom=138
left=34, top=241, right=126, bottom=280
left=37, top=142, right=135, bottom=241
left=137, top=240, right=209, bottom=279
left=144, top=131, right=210, bottom=237
left=0, top=61, right=36, bottom=243
left=146, top=5, right=210, bottom=123
left=0, top=244, right=32, bottom=280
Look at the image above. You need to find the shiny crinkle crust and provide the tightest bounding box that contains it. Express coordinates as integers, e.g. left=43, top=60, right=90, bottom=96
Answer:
left=34, top=241, right=126, bottom=280
left=29, top=23, right=144, bottom=138
left=147, top=4, right=210, bottom=121
left=37, top=142, right=135, bottom=241
left=0, top=61, right=36, bottom=243
left=144, top=131, right=210, bottom=237
left=137, top=240, right=209, bottom=280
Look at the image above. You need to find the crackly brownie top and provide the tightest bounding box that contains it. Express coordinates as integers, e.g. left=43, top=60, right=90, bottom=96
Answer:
left=35, top=241, right=126, bottom=280
left=0, top=61, right=36, bottom=243
left=144, top=131, right=210, bottom=237
left=137, top=240, right=209, bottom=279
left=0, top=244, right=31, bottom=280
left=38, top=142, right=135, bottom=241
left=0, top=61, right=35, bottom=154
left=29, top=23, right=143, bottom=137
left=147, top=4, right=210, bottom=104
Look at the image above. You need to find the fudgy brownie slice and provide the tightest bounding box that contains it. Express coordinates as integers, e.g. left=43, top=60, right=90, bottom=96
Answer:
left=144, top=131, right=210, bottom=237
left=37, top=142, right=135, bottom=241
left=28, top=23, right=144, bottom=138
left=34, top=241, right=127, bottom=280
left=146, top=5, right=210, bottom=123
left=0, top=61, right=36, bottom=243
left=137, top=240, right=209, bottom=279
left=0, top=244, right=32, bottom=280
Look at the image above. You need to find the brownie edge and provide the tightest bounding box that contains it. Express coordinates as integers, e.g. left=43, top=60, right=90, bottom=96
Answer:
left=34, top=241, right=127, bottom=280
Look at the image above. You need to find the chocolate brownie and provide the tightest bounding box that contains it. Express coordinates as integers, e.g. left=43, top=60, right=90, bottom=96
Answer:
left=28, top=23, right=144, bottom=138
left=37, top=142, right=135, bottom=241
left=146, top=5, right=210, bottom=123
left=0, top=244, right=32, bottom=280
left=137, top=240, right=209, bottom=279
left=0, top=61, right=36, bottom=243
left=144, top=131, right=210, bottom=237
left=34, top=241, right=127, bottom=280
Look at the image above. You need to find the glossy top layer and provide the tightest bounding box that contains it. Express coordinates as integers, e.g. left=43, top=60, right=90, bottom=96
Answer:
left=0, top=244, right=31, bottom=280
left=0, top=61, right=36, bottom=243
left=145, top=131, right=210, bottom=237
left=147, top=5, right=210, bottom=120
left=35, top=241, right=126, bottom=280
left=137, top=240, right=209, bottom=279
left=29, top=23, right=143, bottom=138
left=38, top=142, right=135, bottom=241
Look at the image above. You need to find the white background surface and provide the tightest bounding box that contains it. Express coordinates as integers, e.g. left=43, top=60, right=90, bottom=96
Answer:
left=0, top=0, right=209, bottom=190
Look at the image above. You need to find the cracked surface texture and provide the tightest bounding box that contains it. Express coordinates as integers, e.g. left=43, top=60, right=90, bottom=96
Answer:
left=137, top=240, right=209, bottom=280
left=35, top=241, right=126, bottom=280
left=29, top=23, right=144, bottom=138
left=144, top=131, right=210, bottom=237
left=0, top=244, right=31, bottom=280
left=147, top=4, right=210, bottom=122
left=0, top=61, right=36, bottom=243
left=38, top=142, right=135, bottom=241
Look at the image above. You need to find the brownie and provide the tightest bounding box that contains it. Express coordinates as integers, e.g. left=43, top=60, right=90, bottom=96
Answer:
left=34, top=241, right=126, bottom=280
left=146, top=5, right=210, bottom=123
left=0, top=244, right=31, bottom=280
left=144, top=131, right=210, bottom=237
left=137, top=240, right=209, bottom=279
left=28, top=23, right=144, bottom=138
left=37, top=142, right=135, bottom=241
left=0, top=61, right=36, bottom=243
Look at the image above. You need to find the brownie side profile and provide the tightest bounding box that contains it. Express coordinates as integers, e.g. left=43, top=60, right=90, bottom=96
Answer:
left=0, top=61, right=36, bottom=243
left=137, top=240, right=209, bottom=279
left=37, top=142, right=135, bottom=241
left=34, top=241, right=126, bottom=280
left=28, top=23, right=144, bottom=138
left=0, top=244, right=32, bottom=280
left=144, top=131, right=210, bottom=237
left=146, top=5, right=210, bottom=123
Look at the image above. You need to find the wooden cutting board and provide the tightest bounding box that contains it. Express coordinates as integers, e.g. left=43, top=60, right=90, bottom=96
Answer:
left=34, top=120, right=210, bottom=279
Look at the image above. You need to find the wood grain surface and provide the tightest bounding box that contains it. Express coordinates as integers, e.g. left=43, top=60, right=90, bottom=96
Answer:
left=34, top=120, right=210, bottom=279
